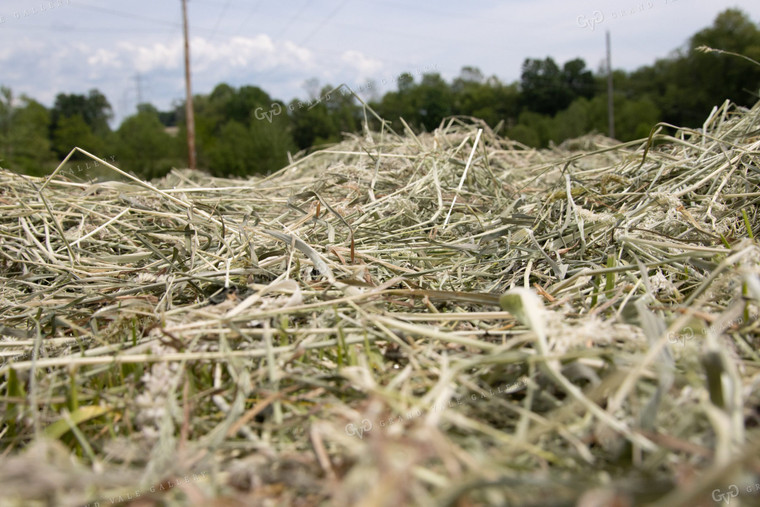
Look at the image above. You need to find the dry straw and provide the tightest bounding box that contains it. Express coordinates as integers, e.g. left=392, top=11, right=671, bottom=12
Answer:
left=1, top=96, right=760, bottom=506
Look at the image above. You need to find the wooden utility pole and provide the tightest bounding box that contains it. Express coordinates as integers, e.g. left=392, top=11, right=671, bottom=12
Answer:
left=182, top=0, right=197, bottom=169
left=606, top=30, right=615, bottom=139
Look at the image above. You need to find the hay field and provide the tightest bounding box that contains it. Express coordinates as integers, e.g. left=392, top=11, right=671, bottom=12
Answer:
left=1, top=100, right=760, bottom=506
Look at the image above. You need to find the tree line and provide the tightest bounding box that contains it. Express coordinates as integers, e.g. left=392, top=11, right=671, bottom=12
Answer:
left=0, top=8, right=758, bottom=180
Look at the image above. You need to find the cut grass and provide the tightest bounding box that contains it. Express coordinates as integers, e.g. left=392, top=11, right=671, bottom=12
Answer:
left=1, top=97, right=760, bottom=506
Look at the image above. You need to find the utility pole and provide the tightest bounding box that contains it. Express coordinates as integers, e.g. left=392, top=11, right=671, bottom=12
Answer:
left=181, top=0, right=197, bottom=170
left=606, top=30, right=615, bottom=139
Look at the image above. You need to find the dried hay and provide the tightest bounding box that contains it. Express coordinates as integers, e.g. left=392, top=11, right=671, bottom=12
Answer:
left=1, top=98, right=760, bottom=506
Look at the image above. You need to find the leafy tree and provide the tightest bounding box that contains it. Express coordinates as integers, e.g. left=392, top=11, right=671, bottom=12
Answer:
left=205, top=120, right=251, bottom=176
left=451, top=67, right=521, bottom=129
left=371, top=73, right=418, bottom=132
left=520, top=57, right=566, bottom=115
left=206, top=116, right=295, bottom=177
left=616, top=96, right=660, bottom=140
left=507, top=123, right=541, bottom=147
left=289, top=85, right=359, bottom=149
left=0, top=90, right=55, bottom=175
left=373, top=72, right=453, bottom=132
left=623, top=8, right=760, bottom=127
left=0, top=87, right=13, bottom=164
left=51, top=89, right=112, bottom=136
left=322, top=85, right=361, bottom=137
left=288, top=99, right=332, bottom=150
left=409, top=73, right=453, bottom=130
left=248, top=114, right=297, bottom=174
left=521, top=57, right=596, bottom=116
left=457, top=66, right=485, bottom=84
left=549, top=97, right=595, bottom=142
left=688, top=8, right=760, bottom=107
left=10, top=99, right=55, bottom=175
left=52, top=114, right=104, bottom=158
left=561, top=58, right=595, bottom=102
left=508, top=110, right=551, bottom=147
left=202, top=83, right=273, bottom=125
left=115, top=108, right=178, bottom=179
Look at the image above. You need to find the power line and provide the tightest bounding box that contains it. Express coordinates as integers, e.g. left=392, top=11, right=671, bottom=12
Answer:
left=208, top=0, right=232, bottom=41
left=67, top=2, right=217, bottom=35
left=70, top=3, right=181, bottom=28
left=275, top=0, right=312, bottom=40
left=234, top=0, right=263, bottom=36
left=300, top=0, right=349, bottom=45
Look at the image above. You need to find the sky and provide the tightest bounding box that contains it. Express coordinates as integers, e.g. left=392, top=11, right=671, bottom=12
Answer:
left=1, top=0, right=758, bottom=127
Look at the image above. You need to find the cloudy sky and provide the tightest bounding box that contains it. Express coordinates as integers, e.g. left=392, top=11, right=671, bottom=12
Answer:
left=1, top=0, right=758, bottom=126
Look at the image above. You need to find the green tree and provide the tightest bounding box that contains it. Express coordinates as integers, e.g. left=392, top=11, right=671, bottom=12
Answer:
left=409, top=73, right=453, bottom=130
left=372, top=73, right=417, bottom=132
left=248, top=114, right=296, bottom=174
left=52, top=114, right=104, bottom=158
left=50, top=89, right=112, bottom=159
left=688, top=9, right=760, bottom=108
left=373, top=72, right=453, bottom=132
left=206, top=116, right=295, bottom=177
left=623, top=9, right=760, bottom=127
left=205, top=120, right=251, bottom=176
left=451, top=67, right=521, bottom=129
left=115, top=108, right=178, bottom=179
left=51, top=89, right=112, bottom=135
left=562, top=58, right=595, bottom=102
left=183, top=83, right=295, bottom=175
left=521, top=57, right=596, bottom=116
left=616, top=96, right=660, bottom=140
left=11, top=99, right=55, bottom=175
left=0, top=90, right=55, bottom=175
left=289, top=84, right=359, bottom=149
left=508, top=110, right=551, bottom=147
left=520, top=57, right=566, bottom=115
left=0, top=87, right=13, bottom=165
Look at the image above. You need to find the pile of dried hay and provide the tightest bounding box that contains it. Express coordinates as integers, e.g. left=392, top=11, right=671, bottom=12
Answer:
left=1, top=99, right=759, bottom=506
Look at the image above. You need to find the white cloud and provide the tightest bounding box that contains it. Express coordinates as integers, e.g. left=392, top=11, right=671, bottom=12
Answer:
left=113, top=34, right=316, bottom=78
left=87, top=49, right=121, bottom=69
left=192, top=35, right=316, bottom=73
left=340, top=50, right=383, bottom=79
left=281, top=41, right=312, bottom=65
left=120, top=39, right=183, bottom=74
left=193, top=34, right=276, bottom=70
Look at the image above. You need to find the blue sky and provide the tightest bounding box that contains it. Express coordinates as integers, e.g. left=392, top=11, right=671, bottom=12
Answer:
left=1, top=0, right=758, bottom=126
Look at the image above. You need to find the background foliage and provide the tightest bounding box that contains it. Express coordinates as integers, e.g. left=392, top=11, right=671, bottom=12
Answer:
left=0, top=9, right=757, bottom=180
